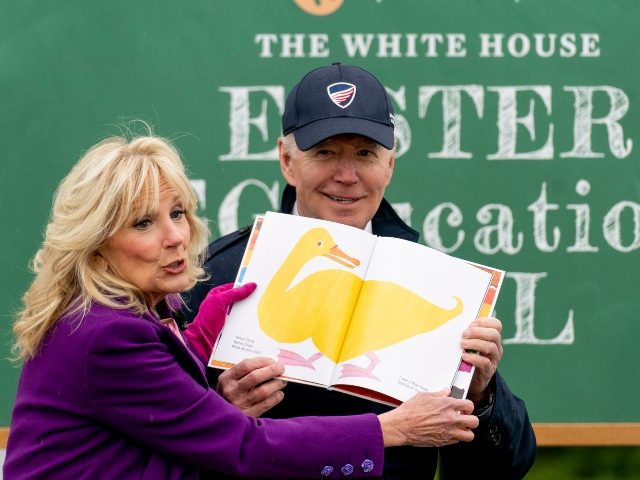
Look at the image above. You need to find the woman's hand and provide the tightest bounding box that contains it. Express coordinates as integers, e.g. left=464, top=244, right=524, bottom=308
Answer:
left=183, top=283, right=256, bottom=364
left=378, top=389, right=479, bottom=447
left=184, top=282, right=286, bottom=416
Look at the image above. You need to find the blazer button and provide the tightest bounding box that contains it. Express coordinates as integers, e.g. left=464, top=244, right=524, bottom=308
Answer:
left=341, top=463, right=354, bottom=476
left=321, top=465, right=334, bottom=477
left=361, top=459, right=374, bottom=473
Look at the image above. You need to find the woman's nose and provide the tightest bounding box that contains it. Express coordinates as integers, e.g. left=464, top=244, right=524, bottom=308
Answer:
left=163, top=220, right=186, bottom=248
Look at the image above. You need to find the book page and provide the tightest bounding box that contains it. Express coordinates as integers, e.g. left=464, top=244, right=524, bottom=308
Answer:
left=330, top=237, right=493, bottom=404
left=210, top=212, right=378, bottom=387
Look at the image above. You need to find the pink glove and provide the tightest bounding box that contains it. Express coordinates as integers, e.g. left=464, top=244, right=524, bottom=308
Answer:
left=184, top=282, right=257, bottom=364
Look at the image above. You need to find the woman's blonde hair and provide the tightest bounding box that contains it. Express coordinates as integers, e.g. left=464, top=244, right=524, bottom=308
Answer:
left=13, top=133, right=209, bottom=360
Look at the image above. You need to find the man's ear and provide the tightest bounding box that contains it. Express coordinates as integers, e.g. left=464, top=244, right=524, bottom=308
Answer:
left=385, top=150, right=396, bottom=186
left=279, top=137, right=297, bottom=186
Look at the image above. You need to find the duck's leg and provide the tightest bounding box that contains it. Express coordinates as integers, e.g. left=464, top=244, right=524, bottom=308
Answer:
left=277, top=349, right=323, bottom=369
left=338, top=352, right=380, bottom=381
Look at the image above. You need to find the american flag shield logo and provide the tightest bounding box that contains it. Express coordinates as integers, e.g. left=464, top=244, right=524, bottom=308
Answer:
left=327, top=82, right=356, bottom=108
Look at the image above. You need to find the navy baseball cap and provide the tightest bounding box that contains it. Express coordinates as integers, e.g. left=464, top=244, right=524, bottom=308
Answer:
left=282, top=62, right=395, bottom=151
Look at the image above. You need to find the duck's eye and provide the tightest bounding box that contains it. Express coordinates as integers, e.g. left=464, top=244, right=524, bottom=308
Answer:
left=316, top=241, right=323, bottom=247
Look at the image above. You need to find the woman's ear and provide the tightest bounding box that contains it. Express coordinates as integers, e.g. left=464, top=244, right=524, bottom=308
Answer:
left=94, top=253, right=108, bottom=273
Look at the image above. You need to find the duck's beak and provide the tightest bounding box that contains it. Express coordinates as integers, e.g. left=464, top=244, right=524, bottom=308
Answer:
left=325, top=245, right=361, bottom=269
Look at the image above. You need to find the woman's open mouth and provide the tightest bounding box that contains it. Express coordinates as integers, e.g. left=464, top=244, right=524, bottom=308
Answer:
left=163, top=259, right=186, bottom=274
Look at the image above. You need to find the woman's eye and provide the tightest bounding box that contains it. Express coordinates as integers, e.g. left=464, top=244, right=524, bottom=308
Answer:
left=133, top=218, right=152, bottom=230
left=171, top=209, right=186, bottom=220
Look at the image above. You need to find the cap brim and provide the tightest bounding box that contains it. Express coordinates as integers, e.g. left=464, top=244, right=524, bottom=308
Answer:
left=292, top=117, right=394, bottom=151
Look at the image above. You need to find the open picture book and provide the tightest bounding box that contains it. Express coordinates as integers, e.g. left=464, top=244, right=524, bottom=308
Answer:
left=209, top=211, right=504, bottom=406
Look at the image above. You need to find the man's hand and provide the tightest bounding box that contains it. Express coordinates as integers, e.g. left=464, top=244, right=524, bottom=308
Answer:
left=460, top=317, right=503, bottom=404
left=217, top=357, right=287, bottom=417
left=378, top=389, right=479, bottom=447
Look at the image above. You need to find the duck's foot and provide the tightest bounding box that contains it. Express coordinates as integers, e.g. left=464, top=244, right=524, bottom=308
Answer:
left=339, top=352, right=381, bottom=380
left=277, top=349, right=323, bottom=369
left=338, top=363, right=380, bottom=381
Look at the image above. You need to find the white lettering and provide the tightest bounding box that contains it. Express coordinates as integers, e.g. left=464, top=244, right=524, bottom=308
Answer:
left=341, top=33, right=375, bottom=57
left=479, top=33, right=504, bottom=57
left=503, top=272, right=575, bottom=345
left=581, top=33, right=600, bottom=57
left=189, top=179, right=206, bottom=209
left=385, top=86, right=411, bottom=158
left=281, top=33, right=307, bottom=58
left=418, top=85, right=484, bottom=159
left=474, top=204, right=523, bottom=255
left=377, top=33, right=403, bottom=58
left=309, top=33, right=330, bottom=57
left=404, top=33, right=418, bottom=58
left=218, top=180, right=281, bottom=235
left=446, top=33, right=467, bottom=57
left=533, top=33, right=556, bottom=58
left=561, top=86, right=632, bottom=159
left=527, top=182, right=560, bottom=252
left=488, top=86, right=554, bottom=160
left=603, top=201, right=640, bottom=252
left=219, top=86, right=284, bottom=161
left=507, top=33, right=530, bottom=58
left=421, top=33, right=444, bottom=57
left=423, top=202, right=465, bottom=253
left=254, top=33, right=331, bottom=58
left=390, top=202, right=413, bottom=226
left=256, top=32, right=599, bottom=60
left=559, top=33, right=577, bottom=57
left=254, top=33, right=278, bottom=58
left=478, top=32, right=598, bottom=59
left=567, top=179, right=599, bottom=252
left=218, top=83, right=633, bottom=161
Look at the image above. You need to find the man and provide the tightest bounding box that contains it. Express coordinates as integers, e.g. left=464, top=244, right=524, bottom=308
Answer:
left=184, top=63, right=536, bottom=479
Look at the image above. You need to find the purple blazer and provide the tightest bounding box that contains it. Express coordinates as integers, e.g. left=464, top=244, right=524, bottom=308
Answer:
left=4, top=302, right=383, bottom=479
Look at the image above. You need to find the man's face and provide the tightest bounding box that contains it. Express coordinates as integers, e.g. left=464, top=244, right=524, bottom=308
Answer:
left=279, top=133, right=395, bottom=229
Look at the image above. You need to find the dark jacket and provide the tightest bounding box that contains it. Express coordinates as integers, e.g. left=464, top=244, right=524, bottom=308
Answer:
left=183, top=185, right=536, bottom=479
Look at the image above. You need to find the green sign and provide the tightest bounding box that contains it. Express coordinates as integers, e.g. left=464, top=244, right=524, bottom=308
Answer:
left=1, top=0, right=639, bottom=428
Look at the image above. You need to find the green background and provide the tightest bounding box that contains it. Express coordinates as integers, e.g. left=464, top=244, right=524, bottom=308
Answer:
left=1, top=0, right=639, bottom=430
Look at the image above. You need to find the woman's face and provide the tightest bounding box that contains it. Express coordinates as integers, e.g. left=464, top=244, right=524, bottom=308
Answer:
left=101, top=182, right=191, bottom=306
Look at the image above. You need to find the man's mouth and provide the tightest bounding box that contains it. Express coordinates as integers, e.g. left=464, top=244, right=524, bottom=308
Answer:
left=326, top=194, right=359, bottom=204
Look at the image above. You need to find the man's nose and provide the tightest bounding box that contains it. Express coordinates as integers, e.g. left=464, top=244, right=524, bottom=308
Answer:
left=334, top=157, right=358, bottom=183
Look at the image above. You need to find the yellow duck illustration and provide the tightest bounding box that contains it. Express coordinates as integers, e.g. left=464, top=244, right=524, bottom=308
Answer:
left=258, top=228, right=362, bottom=366
left=338, top=280, right=462, bottom=379
left=258, top=227, right=463, bottom=379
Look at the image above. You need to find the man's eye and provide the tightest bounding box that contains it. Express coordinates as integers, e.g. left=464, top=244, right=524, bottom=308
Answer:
left=358, top=150, right=372, bottom=157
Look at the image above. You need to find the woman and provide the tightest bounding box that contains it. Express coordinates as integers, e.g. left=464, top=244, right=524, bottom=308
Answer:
left=4, top=134, right=478, bottom=479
